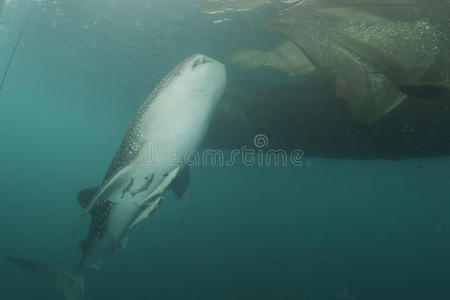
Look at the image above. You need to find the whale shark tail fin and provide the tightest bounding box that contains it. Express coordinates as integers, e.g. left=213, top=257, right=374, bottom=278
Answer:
left=5, top=256, right=85, bottom=300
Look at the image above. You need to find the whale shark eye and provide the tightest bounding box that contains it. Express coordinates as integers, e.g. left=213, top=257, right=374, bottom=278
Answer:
left=192, top=56, right=206, bottom=69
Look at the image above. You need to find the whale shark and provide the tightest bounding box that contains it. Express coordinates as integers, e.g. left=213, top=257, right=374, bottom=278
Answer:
left=6, top=54, right=227, bottom=299
left=74, top=53, right=226, bottom=271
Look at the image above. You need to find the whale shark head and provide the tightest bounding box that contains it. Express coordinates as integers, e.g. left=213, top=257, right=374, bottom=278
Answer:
left=146, top=54, right=227, bottom=125
left=166, top=53, right=227, bottom=103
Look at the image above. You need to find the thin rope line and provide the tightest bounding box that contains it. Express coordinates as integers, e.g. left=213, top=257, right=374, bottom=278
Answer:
left=0, top=1, right=36, bottom=92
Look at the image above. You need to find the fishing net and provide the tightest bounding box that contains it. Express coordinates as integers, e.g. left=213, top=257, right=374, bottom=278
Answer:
left=269, top=0, right=450, bottom=122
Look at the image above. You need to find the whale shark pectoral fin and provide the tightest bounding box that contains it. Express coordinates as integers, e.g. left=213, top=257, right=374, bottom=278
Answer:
left=73, top=164, right=136, bottom=238
left=77, top=187, right=99, bottom=209
left=170, top=166, right=190, bottom=204
left=5, top=256, right=85, bottom=300
left=92, top=163, right=137, bottom=206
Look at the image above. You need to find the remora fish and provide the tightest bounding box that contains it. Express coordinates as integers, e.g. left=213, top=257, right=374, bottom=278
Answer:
left=6, top=54, right=227, bottom=299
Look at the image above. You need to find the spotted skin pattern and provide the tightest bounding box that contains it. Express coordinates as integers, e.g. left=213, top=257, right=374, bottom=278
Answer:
left=79, top=200, right=113, bottom=263
left=78, top=56, right=194, bottom=265
left=102, top=56, right=192, bottom=184
left=5, top=256, right=85, bottom=299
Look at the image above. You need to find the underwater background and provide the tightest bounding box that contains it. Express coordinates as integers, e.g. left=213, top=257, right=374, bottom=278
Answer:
left=1, top=0, right=450, bottom=299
